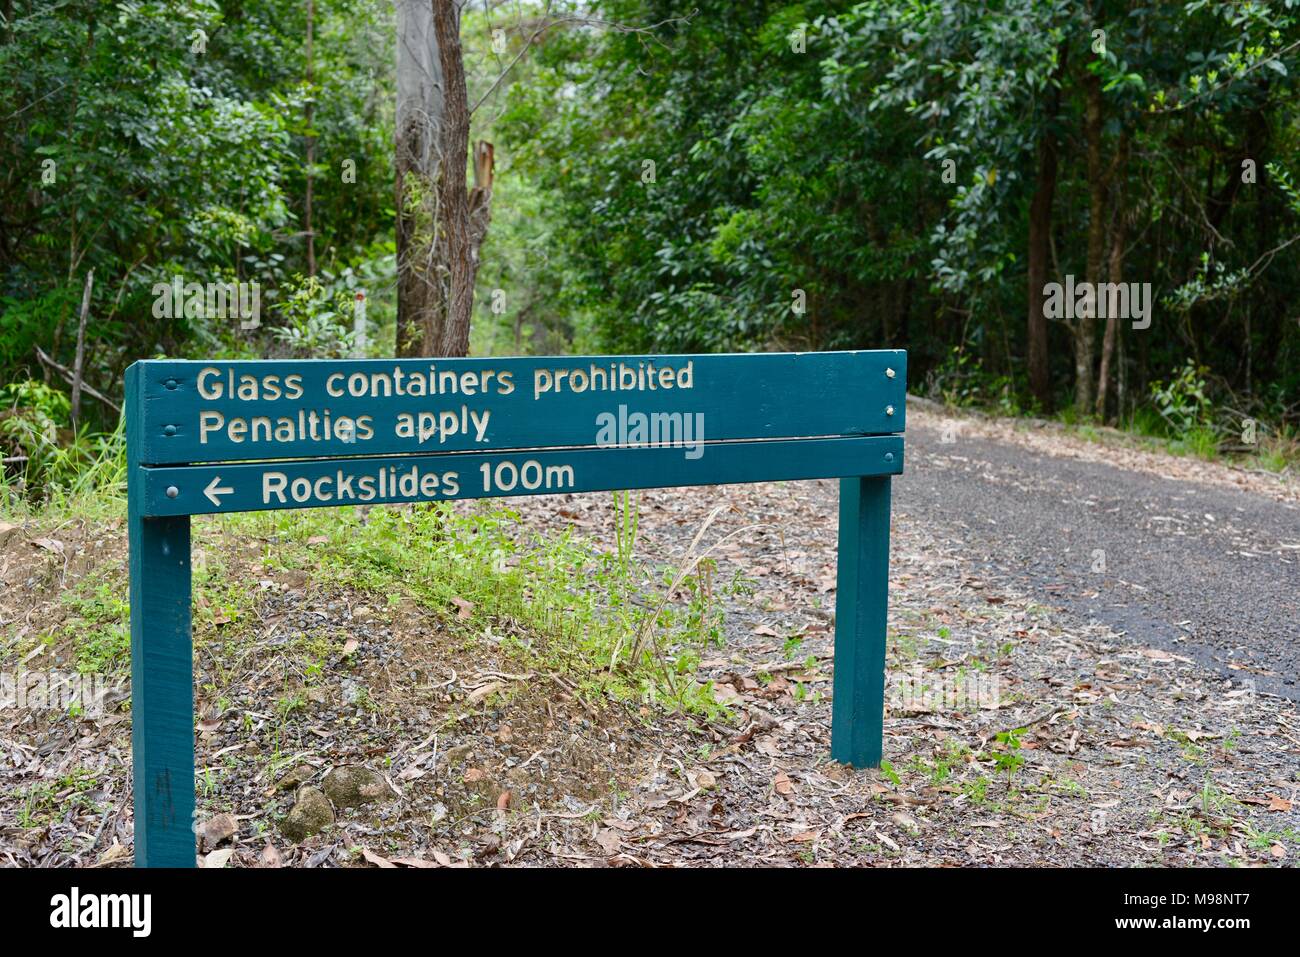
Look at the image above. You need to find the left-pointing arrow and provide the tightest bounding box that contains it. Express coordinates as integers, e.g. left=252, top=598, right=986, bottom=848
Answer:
left=204, top=476, right=234, bottom=507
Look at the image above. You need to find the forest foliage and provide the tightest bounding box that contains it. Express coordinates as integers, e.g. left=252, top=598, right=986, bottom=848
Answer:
left=2, top=0, right=1298, bottom=500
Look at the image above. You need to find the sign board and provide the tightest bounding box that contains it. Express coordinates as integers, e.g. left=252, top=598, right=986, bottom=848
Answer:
left=126, top=351, right=906, bottom=866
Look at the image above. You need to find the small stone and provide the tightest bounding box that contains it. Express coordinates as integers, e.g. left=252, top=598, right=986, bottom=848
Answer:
left=322, top=765, right=394, bottom=808
left=281, top=787, right=334, bottom=842
left=443, top=743, right=472, bottom=765
left=199, top=812, right=238, bottom=849
left=275, top=764, right=315, bottom=792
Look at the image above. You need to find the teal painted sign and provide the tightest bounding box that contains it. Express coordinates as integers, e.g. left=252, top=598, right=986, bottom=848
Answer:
left=126, top=351, right=907, bottom=866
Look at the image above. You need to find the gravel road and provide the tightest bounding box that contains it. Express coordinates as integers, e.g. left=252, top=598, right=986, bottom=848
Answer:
left=893, top=412, right=1300, bottom=700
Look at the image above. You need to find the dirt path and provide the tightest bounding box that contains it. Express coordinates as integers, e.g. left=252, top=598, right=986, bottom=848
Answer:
left=899, top=407, right=1300, bottom=700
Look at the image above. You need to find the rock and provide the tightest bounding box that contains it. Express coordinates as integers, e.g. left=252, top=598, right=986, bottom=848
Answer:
left=199, top=812, right=238, bottom=849
left=274, top=764, right=316, bottom=792
left=322, top=766, right=393, bottom=809
left=443, top=743, right=472, bottom=765
left=281, top=787, right=334, bottom=842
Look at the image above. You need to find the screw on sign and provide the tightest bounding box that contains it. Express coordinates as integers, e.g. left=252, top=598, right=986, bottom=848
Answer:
left=125, top=351, right=907, bottom=866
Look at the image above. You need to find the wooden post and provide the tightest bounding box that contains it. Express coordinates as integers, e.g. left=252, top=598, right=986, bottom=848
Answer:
left=126, top=366, right=196, bottom=867
left=831, top=475, right=892, bottom=768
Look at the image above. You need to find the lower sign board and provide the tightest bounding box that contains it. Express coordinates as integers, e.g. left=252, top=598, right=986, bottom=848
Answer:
left=125, top=351, right=906, bottom=866
left=139, top=437, right=903, bottom=516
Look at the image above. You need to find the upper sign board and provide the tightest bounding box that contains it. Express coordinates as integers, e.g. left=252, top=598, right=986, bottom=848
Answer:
left=128, top=351, right=907, bottom=466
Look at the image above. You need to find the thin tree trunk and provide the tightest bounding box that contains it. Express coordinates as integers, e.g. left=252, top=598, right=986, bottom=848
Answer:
left=1026, top=64, right=1062, bottom=412
left=431, top=2, right=494, bottom=356
left=1095, top=131, right=1129, bottom=422
left=431, top=0, right=474, bottom=355
left=304, top=0, right=316, bottom=277
left=1077, top=57, right=1107, bottom=415
left=70, top=269, right=93, bottom=429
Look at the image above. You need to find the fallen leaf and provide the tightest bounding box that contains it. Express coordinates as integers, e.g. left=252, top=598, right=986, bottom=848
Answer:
left=342, top=638, right=359, bottom=657
left=451, top=596, right=475, bottom=620
left=595, top=829, right=621, bottom=855
left=713, top=684, right=744, bottom=706
left=392, top=857, right=439, bottom=868
left=1268, top=795, right=1293, bottom=812
left=398, top=762, right=428, bottom=781
left=362, top=848, right=397, bottom=868
left=96, top=841, right=130, bottom=866
left=774, top=772, right=795, bottom=798
left=466, top=681, right=504, bottom=705
left=259, top=843, right=283, bottom=868
left=202, top=848, right=235, bottom=869
left=601, top=819, right=640, bottom=832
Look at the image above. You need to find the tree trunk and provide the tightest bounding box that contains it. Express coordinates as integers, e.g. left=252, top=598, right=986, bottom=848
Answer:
left=394, top=0, right=494, bottom=358
left=1076, top=58, right=1107, bottom=415
left=1095, top=130, right=1129, bottom=422
left=394, top=0, right=444, bottom=357
left=1026, top=66, right=1062, bottom=412
left=304, top=0, right=316, bottom=277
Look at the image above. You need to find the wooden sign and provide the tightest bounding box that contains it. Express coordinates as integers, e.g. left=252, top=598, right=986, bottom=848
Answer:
left=126, top=351, right=907, bottom=866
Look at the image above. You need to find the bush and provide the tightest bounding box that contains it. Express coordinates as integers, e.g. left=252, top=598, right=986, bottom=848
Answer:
left=0, top=380, right=123, bottom=509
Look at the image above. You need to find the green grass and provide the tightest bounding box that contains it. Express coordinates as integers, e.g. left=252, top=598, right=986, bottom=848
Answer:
left=0, top=416, right=126, bottom=522
left=17, top=768, right=101, bottom=829
left=218, top=498, right=732, bottom=716
left=59, top=574, right=131, bottom=673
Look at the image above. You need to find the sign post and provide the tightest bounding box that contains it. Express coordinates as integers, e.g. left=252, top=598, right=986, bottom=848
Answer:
left=126, top=365, right=196, bottom=867
left=125, top=351, right=906, bottom=866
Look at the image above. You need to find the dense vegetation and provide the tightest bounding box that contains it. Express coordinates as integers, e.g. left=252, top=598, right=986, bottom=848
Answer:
left=2, top=0, right=1298, bottom=501
left=503, top=0, right=1300, bottom=432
